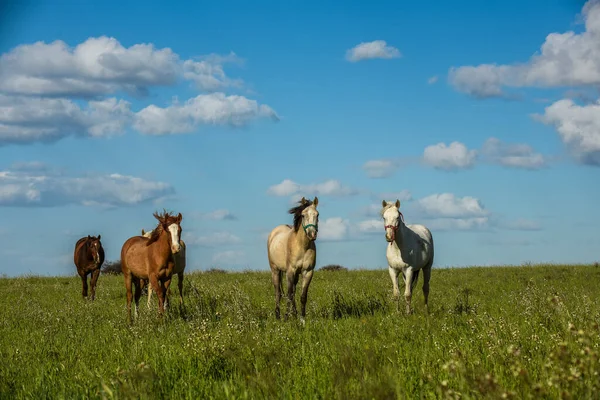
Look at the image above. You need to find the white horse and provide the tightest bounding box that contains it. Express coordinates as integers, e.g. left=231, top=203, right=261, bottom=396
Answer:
left=141, top=228, right=187, bottom=309
left=381, top=199, right=434, bottom=314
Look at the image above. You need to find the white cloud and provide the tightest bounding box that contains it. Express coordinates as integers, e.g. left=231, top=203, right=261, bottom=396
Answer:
left=416, top=193, right=489, bottom=218
left=133, top=93, right=278, bottom=135
left=423, top=141, right=477, bottom=170
left=362, top=159, right=399, bottom=178
left=481, top=137, right=547, bottom=169
left=0, top=95, right=133, bottom=145
left=267, top=179, right=359, bottom=197
left=0, top=165, right=173, bottom=207
left=182, top=52, right=244, bottom=91
left=428, top=75, right=439, bottom=85
left=0, top=36, right=180, bottom=98
left=533, top=98, right=600, bottom=165
left=425, top=217, right=489, bottom=231
left=379, top=190, right=413, bottom=202
left=185, top=231, right=241, bottom=247
left=319, top=217, right=350, bottom=241
left=211, top=250, right=245, bottom=265
left=448, top=1, right=600, bottom=98
left=195, top=209, right=237, bottom=221
left=345, top=40, right=401, bottom=62
left=357, top=219, right=382, bottom=234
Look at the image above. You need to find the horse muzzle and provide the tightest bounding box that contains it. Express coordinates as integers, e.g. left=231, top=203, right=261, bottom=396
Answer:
left=308, top=231, right=318, bottom=241
left=171, top=244, right=181, bottom=254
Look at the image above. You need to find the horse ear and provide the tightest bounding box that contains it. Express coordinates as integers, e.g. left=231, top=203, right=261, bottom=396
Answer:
left=141, top=229, right=145, bottom=235
left=313, top=197, right=318, bottom=207
left=395, top=199, right=401, bottom=208
left=177, top=213, right=182, bottom=223
left=382, top=200, right=387, bottom=208
left=97, top=234, right=101, bottom=240
left=300, top=197, right=307, bottom=204
left=87, top=235, right=91, bottom=239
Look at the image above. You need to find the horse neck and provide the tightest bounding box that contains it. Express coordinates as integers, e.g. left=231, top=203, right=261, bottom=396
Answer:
left=150, top=229, right=172, bottom=265
left=292, top=225, right=311, bottom=249
left=394, top=221, right=408, bottom=248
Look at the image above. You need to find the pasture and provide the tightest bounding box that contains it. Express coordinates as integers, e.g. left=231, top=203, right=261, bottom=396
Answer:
left=1, top=264, right=599, bottom=399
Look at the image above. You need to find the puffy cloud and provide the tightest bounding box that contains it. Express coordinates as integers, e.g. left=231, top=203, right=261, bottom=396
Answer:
left=185, top=231, right=241, bottom=247
left=416, top=193, right=489, bottom=218
left=182, top=52, right=244, bottom=91
left=0, top=164, right=173, bottom=207
left=133, top=93, right=278, bottom=135
left=345, top=40, right=401, bottom=62
left=267, top=179, right=359, bottom=197
left=356, top=219, right=382, bottom=234
left=423, top=141, right=477, bottom=170
left=481, top=137, right=547, bottom=169
left=0, top=95, right=133, bottom=145
left=449, top=1, right=600, bottom=98
left=319, top=217, right=351, bottom=241
left=533, top=98, right=600, bottom=165
left=424, top=217, right=489, bottom=231
left=194, top=209, right=237, bottom=221
left=362, top=159, right=399, bottom=178
left=379, top=190, right=413, bottom=202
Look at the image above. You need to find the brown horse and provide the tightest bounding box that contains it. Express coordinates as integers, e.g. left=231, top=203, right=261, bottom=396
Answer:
left=120, top=210, right=183, bottom=321
left=141, top=228, right=187, bottom=309
left=73, top=235, right=105, bottom=300
left=267, top=197, right=319, bottom=321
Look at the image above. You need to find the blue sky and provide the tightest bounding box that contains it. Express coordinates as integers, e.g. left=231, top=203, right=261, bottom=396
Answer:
left=1, top=0, right=599, bottom=276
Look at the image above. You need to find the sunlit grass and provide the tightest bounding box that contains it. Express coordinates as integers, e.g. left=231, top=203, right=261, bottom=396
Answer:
left=1, top=264, right=599, bottom=399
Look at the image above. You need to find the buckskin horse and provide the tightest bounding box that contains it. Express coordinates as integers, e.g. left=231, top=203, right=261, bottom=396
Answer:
left=120, top=210, right=183, bottom=321
left=267, top=196, right=319, bottom=322
left=381, top=199, right=434, bottom=314
left=73, top=235, right=105, bottom=300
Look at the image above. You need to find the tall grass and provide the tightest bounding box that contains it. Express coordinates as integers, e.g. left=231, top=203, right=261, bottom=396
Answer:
left=0, top=264, right=599, bottom=399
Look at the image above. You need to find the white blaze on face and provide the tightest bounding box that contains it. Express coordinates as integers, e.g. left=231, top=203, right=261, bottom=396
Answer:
left=383, top=207, right=400, bottom=241
left=168, top=223, right=181, bottom=253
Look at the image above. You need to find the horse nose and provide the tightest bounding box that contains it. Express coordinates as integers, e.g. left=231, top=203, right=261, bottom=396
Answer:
left=172, top=244, right=181, bottom=253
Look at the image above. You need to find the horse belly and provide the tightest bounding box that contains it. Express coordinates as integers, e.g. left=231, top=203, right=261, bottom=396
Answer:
left=267, top=228, right=290, bottom=271
left=124, top=242, right=152, bottom=279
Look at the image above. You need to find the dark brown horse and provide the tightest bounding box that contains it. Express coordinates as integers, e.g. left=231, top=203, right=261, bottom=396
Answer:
left=73, top=235, right=105, bottom=300
left=120, top=210, right=183, bottom=321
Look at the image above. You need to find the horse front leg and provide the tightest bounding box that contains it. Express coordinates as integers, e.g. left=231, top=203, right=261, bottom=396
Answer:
left=146, top=280, right=153, bottom=309
left=403, top=267, right=414, bottom=315
left=163, top=277, right=172, bottom=311
left=133, top=277, right=142, bottom=318
left=124, top=272, right=133, bottom=323
left=285, top=268, right=297, bottom=320
left=89, top=268, right=100, bottom=301
left=149, top=273, right=164, bottom=314
left=300, top=269, right=314, bottom=322
left=271, top=268, right=282, bottom=319
left=177, top=271, right=184, bottom=305
left=388, top=266, right=400, bottom=312
left=80, top=272, right=89, bottom=299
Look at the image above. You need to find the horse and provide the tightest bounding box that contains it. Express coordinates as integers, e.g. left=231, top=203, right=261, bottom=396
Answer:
left=267, top=196, right=319, bottom=321
left=73, top=235, right=105, bottom=300
left=120, top=210, right=183, bottom=321
left=381, top=199, right=434, bottom=314
left=141, top=228, right=186, bottom=309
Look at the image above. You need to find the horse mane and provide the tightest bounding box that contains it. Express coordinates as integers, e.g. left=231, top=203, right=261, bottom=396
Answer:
left=146, top=210, right=180, bottom=246
left=288, top=199, right=313, bottom=232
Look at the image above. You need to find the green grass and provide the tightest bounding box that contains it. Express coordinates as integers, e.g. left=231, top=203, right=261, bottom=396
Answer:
left=1, top=264, right=599, bottom=399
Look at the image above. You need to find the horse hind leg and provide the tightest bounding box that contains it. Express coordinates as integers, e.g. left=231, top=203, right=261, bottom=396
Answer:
left=147, top=280, right=153, bottom=309
left=133, top=278, right=143, bottom=319
left=285, top=268, right=298, bottom=320
left=300, top=269, right=314, bottom=321
left=423, top=262, right=432, bottom=314
left=177, top=271, right=184, bottom=306
left=271, top=268, right=282, bottom=320
left=403, top=269, right=415, bottom=315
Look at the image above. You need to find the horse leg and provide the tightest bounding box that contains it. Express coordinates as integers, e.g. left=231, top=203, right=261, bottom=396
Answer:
left=403, top=267, right=414, bottom=315
left=271, top=269, right=282, bottom=319
left=133, top=278, right=142, bottom=318
left=124, top=272, right=133, bottom=323
left=388, top=267, right=400, bottom=311
left=423, top=262, right=432, bottom=314
left=300, top=269, right=314, bottom=321
left=80, top=272, right=89, bottom=299
left=89, top=268, right=100, bottom=301
left=285, top=268, right=297, bottom=320
left=163, top=278, right=172, bottom=311
left=178, top=271, right=184, bottom=305
left=147, top=280, right=153, bottom=309
left=149, top=273, right=164, bottom=314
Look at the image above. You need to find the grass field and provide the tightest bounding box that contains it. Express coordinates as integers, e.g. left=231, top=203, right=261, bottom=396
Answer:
left=1, top=264, right=599, bottom=399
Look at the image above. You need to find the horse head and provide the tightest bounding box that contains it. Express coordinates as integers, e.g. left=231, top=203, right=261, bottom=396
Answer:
left=87, top=235, right=102, bottom=264
left=153, top=210, right=183, bottom=253
left=381, top=199, right=404, bottom=242
left=289, top=196, right=319, bottom=241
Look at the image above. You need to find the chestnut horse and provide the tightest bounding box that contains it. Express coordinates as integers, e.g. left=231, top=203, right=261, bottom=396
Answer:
left=120, top=211, right=183, bottom=321
left=267, top=196, right=319, bottom=321
left=141, top=228, right=187, bottom=309
left=73, top=235, right=105, bottom=300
